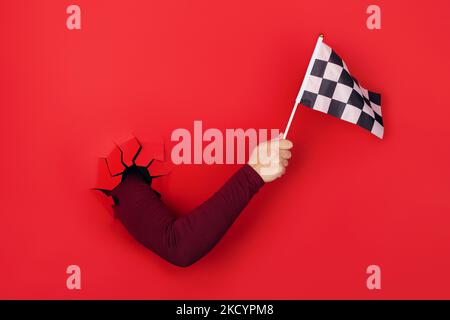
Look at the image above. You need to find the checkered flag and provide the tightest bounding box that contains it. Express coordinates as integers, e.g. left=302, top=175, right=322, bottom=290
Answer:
left=284, top=35, right=383, bottom=139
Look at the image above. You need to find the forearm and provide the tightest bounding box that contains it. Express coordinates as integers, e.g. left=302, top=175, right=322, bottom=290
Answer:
left=170, top=164, right=264, bottom=266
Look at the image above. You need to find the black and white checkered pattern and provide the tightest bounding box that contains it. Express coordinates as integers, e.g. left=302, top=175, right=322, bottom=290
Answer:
left=300, top=42, right=383, bottom=138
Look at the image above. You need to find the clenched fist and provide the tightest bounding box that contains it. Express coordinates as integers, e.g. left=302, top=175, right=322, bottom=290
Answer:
left=248, top=134, right=293, bottom=183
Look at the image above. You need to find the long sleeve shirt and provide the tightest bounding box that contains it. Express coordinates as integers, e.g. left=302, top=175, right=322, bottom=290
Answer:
left=110, top=164, right=265, bottom=267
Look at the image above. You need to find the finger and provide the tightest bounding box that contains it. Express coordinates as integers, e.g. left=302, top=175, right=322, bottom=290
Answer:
left=279, top=139, right=293, bottom=150
left=280, top=159, right=288, bottom=167
left=279, top=149, right=291, bottom=159
left=268, top=133, right=283, bottom=143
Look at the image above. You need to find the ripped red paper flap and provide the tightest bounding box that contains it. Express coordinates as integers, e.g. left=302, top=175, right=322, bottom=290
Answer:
left=106, top=145, right=125, bottom=177
left=94, top=158, right=122, bottom=191
left=148, top=159, right=173, bottom=177
left=119, top=137, right=141, bottom=167
left=135, top=140, right=165, bottom=167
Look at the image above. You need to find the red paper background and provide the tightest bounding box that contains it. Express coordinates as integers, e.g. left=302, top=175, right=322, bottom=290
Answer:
left=1, top=0, right=449, bottom=299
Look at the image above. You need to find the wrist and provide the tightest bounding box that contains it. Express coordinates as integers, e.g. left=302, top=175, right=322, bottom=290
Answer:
left=247, top=162, right=264, bottom=181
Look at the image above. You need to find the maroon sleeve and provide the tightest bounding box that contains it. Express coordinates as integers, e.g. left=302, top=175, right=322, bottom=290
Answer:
left=110, top=164, right=265, bottom=267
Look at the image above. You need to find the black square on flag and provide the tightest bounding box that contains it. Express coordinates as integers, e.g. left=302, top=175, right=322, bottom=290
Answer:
left=357, top=111, right=375, bottom=130
left=318, top=79, right=337, bottom=98
left=311, top=60, right=328, bottom=78
left=348, top=90, right=365, bottom=109
left=300, top=91, right=317, bottom=107
left=328, top=100, right=347, bottom=118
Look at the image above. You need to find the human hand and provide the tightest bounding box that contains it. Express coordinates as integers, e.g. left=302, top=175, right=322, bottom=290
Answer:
left=248, top=134, right=293, bottom=183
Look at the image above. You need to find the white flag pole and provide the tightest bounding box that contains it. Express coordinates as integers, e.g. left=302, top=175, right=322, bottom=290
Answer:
left=283, top=34, right=324, bottom=139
